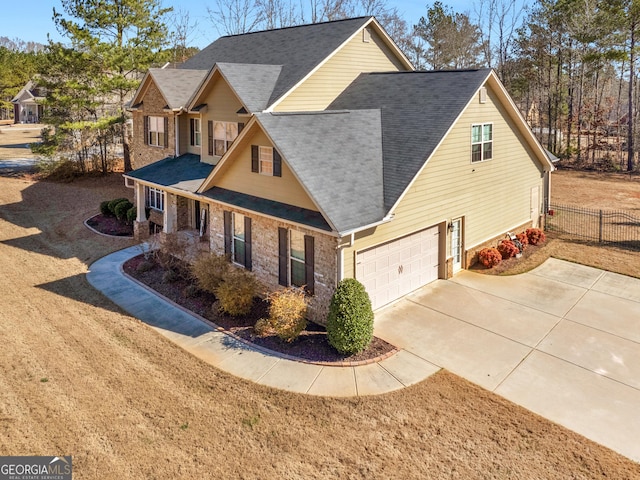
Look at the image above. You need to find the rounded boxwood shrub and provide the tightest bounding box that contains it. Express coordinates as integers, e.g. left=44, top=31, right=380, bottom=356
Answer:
left=497, top=240, right=519, bottom=259
left=326, top=278, right=374, bottom=355
left=108, top=197, right=129, bottom=215
left=526, top=228, right=546, bottom=245
left=114, top=200, right=133, bottom=221
left=100, top=200, right=112, bottom=216
left=126, top=206, right=137, bottom=224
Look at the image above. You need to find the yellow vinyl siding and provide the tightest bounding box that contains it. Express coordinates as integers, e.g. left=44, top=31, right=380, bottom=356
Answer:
left=342, top=85, right=545, bottom=279
left=215, top=130, right=318, bottom=211
left=198, top=73, right=245, bottom=164
left=185, top=114, right=201, bottom=154
left=273, top=28, right=407, bottom=112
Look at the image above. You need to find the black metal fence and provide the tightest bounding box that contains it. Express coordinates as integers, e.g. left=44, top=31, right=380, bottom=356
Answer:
left=545, top=204, right=640, bottom=250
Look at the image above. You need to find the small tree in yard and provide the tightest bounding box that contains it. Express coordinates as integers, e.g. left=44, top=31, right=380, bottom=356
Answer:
left=326, top=278, right=374, bottom=355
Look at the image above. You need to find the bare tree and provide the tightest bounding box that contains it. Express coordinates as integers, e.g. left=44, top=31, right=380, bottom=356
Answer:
left=207, top=0, right=264, bottom=36
left=169, top=9, right=200, bottom=63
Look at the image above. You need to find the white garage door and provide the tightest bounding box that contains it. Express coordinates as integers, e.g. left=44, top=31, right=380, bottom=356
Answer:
left=356, top=226, right=440, bottom=310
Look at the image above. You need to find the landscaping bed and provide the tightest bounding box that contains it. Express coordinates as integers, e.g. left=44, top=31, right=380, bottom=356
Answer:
left=123, top=253, right=397, bottom=364
left=86, top=213, right=133, bottom=237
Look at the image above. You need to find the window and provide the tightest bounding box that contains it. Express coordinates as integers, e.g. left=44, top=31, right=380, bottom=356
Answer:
left=212, top=121, right=239, bottom=156
left=251, top=145, right=282, bottom=177
left=147, top=116, right=165, bottom=147
left=190, top=118, right=201, bottom=146
left=259, top=146, right=273, bottom=175
left=223, top=211, right=251, bottom=269
left=145, top=186, right=164, bottom=211
left=278, top=228, right=314, bottom=294
left=232, top=212, right=246, bottom=266
left=289, top=230, right=306, bottom=287
left=471, top=123, right=492, bottom=162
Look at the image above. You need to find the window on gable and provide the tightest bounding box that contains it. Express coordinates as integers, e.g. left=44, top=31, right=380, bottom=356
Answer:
left=471, top=123, right=493, bottom=162
left=251, top=145, right=282, bottom=177
left=190, top=118, right=201, bottom=146
left=147, top=116, right=165, bottom=147
left=212, top=120, right=240, bottom=156
left=145, top=186, right=164, bottom=211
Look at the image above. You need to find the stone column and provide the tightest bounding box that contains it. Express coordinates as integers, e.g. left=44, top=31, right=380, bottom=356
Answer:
left=134, top=182, right=149, bottom=240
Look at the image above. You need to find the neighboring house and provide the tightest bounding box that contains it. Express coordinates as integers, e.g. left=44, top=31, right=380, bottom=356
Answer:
left=124, top=17, right=554, bottom=321
left=11, top=81, right=45, bottom=124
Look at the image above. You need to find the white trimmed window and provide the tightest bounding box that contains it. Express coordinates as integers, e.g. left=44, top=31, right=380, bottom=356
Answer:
left=190, top=118, right=201, bottom=146
left=213, top=121, right=239, bottom=156
left=471, top=123, right=493, bottom=162
left=147, top=116, right=165, bottom=147
left=145, top=186, right=164, bottom=211
left=289, top=230, right=306, bottom=287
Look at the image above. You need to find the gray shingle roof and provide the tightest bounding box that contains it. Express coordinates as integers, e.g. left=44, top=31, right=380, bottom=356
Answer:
left=125, top=154, right=214, bottom=193
left=148, top=69, right=208, bottom=109
left=255, top=110, right=384, bottom=233
left=203, top=187, right=331, bottom=231
left=216, top=63, right=283, bottom=112
left=180, top=17, right=371, bottom=107
left=328, top=69, right=492, bottom=209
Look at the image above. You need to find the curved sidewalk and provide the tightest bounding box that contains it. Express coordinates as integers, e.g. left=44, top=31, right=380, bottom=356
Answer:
left=86, top=245, right=440, bottom=397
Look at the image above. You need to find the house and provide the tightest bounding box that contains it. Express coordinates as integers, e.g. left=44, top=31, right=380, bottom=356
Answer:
left=11, top=80, right=45, bottom=124
left=124, top=17, right=554, bottom=321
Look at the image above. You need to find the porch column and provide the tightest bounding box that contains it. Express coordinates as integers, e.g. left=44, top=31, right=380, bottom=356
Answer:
left=135, top=183, right=146, bottom=222
left=164, top=192, right=177, bottom=233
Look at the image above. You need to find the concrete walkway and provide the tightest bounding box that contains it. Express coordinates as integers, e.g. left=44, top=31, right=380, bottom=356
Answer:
left=375, top=258, right=640, bottom=463
left=86, top=245, right=440, bottom=398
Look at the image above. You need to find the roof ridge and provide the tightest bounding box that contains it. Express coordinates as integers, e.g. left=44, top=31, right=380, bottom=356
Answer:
left=219, top=16, right=371, bottom=38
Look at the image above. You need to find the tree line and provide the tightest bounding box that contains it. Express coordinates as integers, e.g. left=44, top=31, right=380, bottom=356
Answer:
left=1, top=0, right=639, bottom=173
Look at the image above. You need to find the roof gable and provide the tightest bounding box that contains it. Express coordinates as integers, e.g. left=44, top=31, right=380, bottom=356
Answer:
left=180, top=17, right=373, bottom=107
left=255, top=110, right=385, bottom=232
left=329, top=69, right=493, bottom=209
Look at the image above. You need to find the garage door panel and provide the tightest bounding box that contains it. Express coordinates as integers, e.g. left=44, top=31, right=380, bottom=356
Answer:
left=356, top=226, right=440, bottom=310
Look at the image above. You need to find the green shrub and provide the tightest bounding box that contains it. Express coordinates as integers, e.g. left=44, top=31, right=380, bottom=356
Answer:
left=265, top=287, right=308, bottom=343
left=114, top=200, right=133, bottom=221
left=191, top=253, right=231, bottom=293
left=100, top=200, right=112, bottom=216
left=108, top=198, right=129, bottom=215
left=326, top=278, right=374, bottom=355
left=478, top=247, right=502, bottom=268
left=126, top=206, right=137, bottom=224
left=214, top=268, right=259, bottom=316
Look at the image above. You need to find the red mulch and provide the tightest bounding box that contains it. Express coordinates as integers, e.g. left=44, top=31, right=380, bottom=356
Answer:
left=123, top=254, right=397, bottom=364
left=87, top=213, right=133, bottom=237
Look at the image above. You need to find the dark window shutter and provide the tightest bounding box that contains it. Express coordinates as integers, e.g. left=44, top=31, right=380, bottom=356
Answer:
left=164, top=117, right=169, bottom=147
left=304, top=235, right=315, bottom=295
left=238, top=122, right=245, bottom=134
left=273, top=149, right=282, bottom=177
left=278, top=227, right=288, bottom=286
left=251, top=145, right=259, bottom=173
left=190, top=118, right=195, bottom=146
left=223, top=211, right=232, bottom=255
left=244, top=216, right=252, bottom=270
left=208, top=121, right=213, bottom=156
left=144, top=116, right=149, bottom=145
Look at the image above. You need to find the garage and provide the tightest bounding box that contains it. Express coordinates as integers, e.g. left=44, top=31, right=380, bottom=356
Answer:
left=355, top=226, right=440, bottom=310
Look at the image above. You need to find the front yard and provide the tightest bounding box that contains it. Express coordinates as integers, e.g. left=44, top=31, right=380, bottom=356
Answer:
left=0, top=121, right=639, bottom=477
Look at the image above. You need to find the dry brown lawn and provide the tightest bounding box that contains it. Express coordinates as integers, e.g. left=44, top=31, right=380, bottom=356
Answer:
left=0, top=124, right=42, bottom=161
left=0, top=135, right=639, bottom=478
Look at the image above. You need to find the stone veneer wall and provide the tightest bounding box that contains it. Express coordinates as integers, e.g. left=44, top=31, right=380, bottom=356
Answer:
left=465, top=220, right=534, bottom=268
left=207, top=202, right=339, bottom=325
left=131, top=82, right=176, bottom=170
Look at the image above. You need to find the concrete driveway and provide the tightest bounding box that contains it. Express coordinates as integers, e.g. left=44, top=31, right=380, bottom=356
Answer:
left=375, top=258, right=640, bottom=463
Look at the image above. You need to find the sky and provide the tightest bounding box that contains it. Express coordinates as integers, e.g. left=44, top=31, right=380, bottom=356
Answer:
left=0, top=0, right=508, bottom=50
